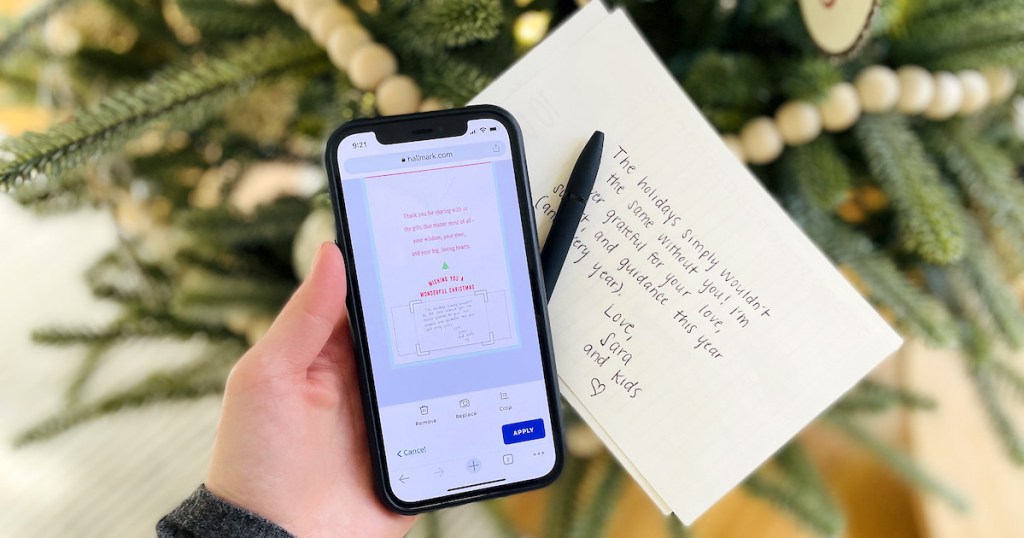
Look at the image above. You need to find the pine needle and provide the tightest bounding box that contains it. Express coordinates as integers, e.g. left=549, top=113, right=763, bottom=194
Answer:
left=0, top=0, right=77, bottom=59
left=969, top=366, right=1024, bottom=464
left=567, top=459, right=625, bottom=538
left=832, top=379, right=936, bottom=415
left=925, top=126, right=1024, bottom=266
left=988, top=358, right=1024, bottom=404
left=896, top=1, right=1024, bottom=62
left=14, top=346, right=239, bottom=446
left=787, top=194, right=958, bottom=344
left=784, top=136, right=853, bottom=210
left=854, top=115, right=966, bottom=265
left=404, top=0, right=504, bottom=49
left=742, top=442, right=844, bottom=537
left=0, top=34, right=327, bottom=190
left=177, top=0, right=296, bottom=39
left=826, top=414, right=968, bottom=511
left=954, top=221, right=1024, bottom=350
left=65, top=342, right=113, bottom=407
left=542, top=455, right=588, bottom=538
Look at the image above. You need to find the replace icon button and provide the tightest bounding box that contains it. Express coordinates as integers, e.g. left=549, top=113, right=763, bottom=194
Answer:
left=501, top=418, right=546, bottom=445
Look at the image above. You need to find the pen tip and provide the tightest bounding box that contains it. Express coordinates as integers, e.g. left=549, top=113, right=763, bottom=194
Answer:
left=589, top=130, right=604, bottom=150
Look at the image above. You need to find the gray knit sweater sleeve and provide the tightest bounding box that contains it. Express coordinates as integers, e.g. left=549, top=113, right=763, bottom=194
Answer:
left=157, top=485, right=294, bottom=538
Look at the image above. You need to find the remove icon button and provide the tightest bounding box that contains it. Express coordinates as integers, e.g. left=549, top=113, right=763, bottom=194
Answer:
left=501, top=418, right=546, bottom=445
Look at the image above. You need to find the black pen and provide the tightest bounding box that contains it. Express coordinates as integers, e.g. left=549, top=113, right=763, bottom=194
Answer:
left=541, top=130, right=604, bottom=299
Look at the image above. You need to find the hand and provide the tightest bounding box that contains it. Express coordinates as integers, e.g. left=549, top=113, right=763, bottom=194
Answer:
left=206, top=242, right=416, bottom=537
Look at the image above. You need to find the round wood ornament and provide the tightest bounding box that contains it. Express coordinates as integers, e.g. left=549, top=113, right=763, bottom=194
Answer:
left=798, top=0, right=880, bottom=57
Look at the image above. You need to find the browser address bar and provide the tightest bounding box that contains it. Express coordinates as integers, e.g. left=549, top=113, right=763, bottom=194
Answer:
left=343, top=141, right=506, bottom=176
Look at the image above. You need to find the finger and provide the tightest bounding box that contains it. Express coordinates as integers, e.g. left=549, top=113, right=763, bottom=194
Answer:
left=252, top=242, right=347, bottom=373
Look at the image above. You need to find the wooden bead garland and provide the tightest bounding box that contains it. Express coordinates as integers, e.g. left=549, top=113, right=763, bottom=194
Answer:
left=277, top=0, right=445, bottom=115
left=726, top=64, right=1018, bottom=165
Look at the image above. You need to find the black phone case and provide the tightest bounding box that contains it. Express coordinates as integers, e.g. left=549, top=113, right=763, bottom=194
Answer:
left=323, top=104, right=564, bottom=514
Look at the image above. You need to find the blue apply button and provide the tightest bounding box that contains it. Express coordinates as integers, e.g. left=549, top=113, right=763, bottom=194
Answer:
left=502, top=418, right=546, bottom=445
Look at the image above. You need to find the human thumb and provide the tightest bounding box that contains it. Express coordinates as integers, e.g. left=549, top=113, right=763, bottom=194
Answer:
left=248, top=241, right=347, bottom=373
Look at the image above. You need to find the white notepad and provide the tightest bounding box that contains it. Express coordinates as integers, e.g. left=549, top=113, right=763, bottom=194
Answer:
left=471, top=2, right=902, bottom=524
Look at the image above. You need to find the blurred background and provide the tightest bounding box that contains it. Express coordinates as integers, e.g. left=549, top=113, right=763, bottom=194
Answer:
left=2, top=0, right=1023, bottom=536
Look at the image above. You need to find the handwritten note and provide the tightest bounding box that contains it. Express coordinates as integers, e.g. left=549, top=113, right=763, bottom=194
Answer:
left=471, top=1, right=902, bottom=524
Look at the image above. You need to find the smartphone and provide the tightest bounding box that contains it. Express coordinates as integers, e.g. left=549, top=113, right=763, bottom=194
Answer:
left=324, top=105, right=564, bottom=513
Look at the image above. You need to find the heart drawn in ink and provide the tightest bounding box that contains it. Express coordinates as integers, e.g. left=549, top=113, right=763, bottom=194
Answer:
left=590, top=377, right=607, bottom=397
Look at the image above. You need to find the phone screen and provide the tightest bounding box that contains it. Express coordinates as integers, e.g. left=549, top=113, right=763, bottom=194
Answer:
left=333, top=116, right=559, bottom=506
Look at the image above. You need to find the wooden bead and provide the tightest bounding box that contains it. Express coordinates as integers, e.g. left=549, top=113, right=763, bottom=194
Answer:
left=325, top=23, right=371, bottom=70
left=818, top=82, right=861, bottom=132
left=376, top=75, right=422, bottom=116
left=721, top=134, right=746, bottom=163
left=418, top=97, right=445, bottom=112
left=348, top=43, right=397, bottom=90
left=958, top=70, right=990, bottom=115
left=923, top=71, right=964, bottom=120
left=982, top=67, right=1017, bottom=104
left=775, top=101, right=821, bottom=146
left=310, top=4, right=356, bottom=46
left=895, top=65, right=934, bottom=114
left=855, top=65, right=900, bottom=113
left=740, top=117, right=784, bottom=165
left=293, top=0, right=330, bottom=30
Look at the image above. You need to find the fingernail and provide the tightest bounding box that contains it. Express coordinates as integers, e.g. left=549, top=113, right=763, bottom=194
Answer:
left=309, top=242, right=330, bottom=275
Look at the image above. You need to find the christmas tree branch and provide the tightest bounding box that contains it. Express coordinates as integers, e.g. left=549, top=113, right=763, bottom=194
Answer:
left=14, top=344, right=240, bottom=446
left=969, top=365, right=1024, bottom=463
left=832, top=379, right=937, bottom=415
left=742, top=442, right=844, bottom=537
left=0, top=0, right=77, bottom=59
left=954, top=221, right=1024, bottom=349
left=926, top=126, right=1024, bottom=264
left=988, top=358, right=1024, bottom=404
left=65, top=341, right=113, bottom=406
left=543, top=455, right=588, bottom=538
left=177, top=0, right=299, bottom=39
left=568, top=459, right=625, bottom=538
left=0, top=34, right=327, bottom=191
left=855, top=114, right=966, bottom=265
left=784, top=135, right=852, bottom=210
left=896, top=0, right=1024, bottom=62
left=825, top=413, right=968, bottom=511
left=787, top=194, right=958, bottom=344
left=402, top=0, right=504, bottom=49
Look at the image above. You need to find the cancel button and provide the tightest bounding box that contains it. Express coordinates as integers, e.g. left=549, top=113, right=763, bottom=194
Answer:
left=396, top=446, right=427, bottom=458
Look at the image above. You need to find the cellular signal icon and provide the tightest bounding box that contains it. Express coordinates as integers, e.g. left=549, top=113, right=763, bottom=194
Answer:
left=469, top=129, right=477, bottom=135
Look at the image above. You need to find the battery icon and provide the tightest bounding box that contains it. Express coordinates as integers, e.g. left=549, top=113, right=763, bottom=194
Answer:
left=489, top=127, right=497, bottom=131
